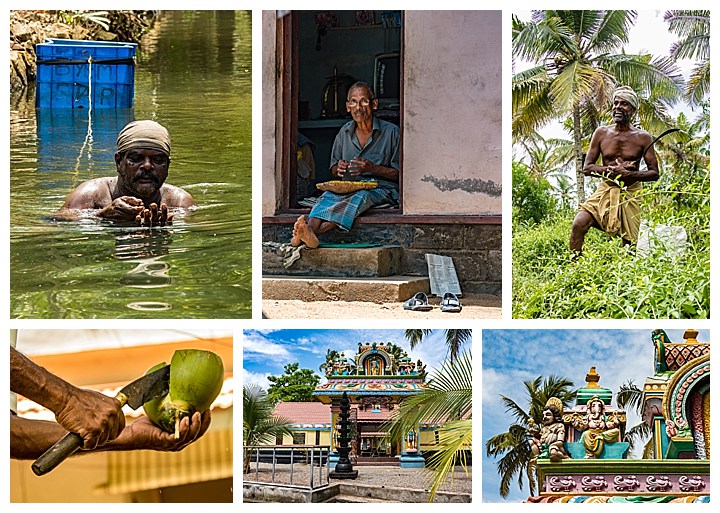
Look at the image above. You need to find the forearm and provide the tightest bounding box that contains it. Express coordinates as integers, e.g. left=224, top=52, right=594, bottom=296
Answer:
left=10, top=347, right=74, bottom=413
left=627, top=168, right=659, bottom=182
left=10, top=415, right=65, bottom=459
left=583, top=163, right=619, bottom=179
left=367, top=163, right=399, bottom=181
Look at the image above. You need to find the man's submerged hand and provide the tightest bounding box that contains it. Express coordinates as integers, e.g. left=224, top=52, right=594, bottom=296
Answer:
left=98, top=196, right=145, bottom=220
left=136, top=202, right=174, bottom=227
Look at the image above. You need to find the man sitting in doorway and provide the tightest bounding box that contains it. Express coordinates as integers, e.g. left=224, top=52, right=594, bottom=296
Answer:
left=291, top=81, right=400, bottom=248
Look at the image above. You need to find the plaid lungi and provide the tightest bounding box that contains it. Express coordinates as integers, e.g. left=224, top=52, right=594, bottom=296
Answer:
left=308, top=180, right=399, bottom=231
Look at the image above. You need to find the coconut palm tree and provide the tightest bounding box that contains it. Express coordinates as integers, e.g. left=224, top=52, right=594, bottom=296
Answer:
left=616, top=379, right=654, bottom=458
left=319, top=349, right=340, bottom=374
left=405, top=329, right=471, bottom=363
left=383, top=351, right=472, bottom=501
left=516, top=132, right=572, bottom=179
left=485, top=375, right=575, bottom=498
left=664, top=10, right=710, bottom=106
left=513, top=10, right=684, bottom=203
left=243, top=384, right=293, bottom=473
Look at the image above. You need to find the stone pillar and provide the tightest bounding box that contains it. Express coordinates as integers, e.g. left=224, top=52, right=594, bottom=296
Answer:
left=328, top=401, right=340, bottom=469
left=329, top=392, right=358, bottom=479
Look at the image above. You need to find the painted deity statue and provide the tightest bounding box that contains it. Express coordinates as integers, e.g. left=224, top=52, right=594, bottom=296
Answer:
left=572, top=395, right=620, bottom=459
left=530, top=397, right=569, bottom=462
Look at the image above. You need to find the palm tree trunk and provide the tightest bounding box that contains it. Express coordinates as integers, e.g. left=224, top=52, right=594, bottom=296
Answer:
left=573, top=103, right=585, bottom=204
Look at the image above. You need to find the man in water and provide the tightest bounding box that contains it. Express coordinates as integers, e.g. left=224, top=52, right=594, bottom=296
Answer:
left=60, top=119, right=195, bottom=226
left=569, top=85, right=660, bottom=255
left=291, top=81, right=400, bottom=248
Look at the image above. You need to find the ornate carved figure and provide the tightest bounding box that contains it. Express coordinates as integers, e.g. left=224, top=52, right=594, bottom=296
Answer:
left=549, top=476, right=576, bottom=492
left=572, top=396, right=620, bottom=458
left=530, top=397, right=569, bottom=462
left=581, top=475, right=609, bottom=492
left=678, top=475, right=706, bottom=492
left=613, top=475, right=641, bottom=492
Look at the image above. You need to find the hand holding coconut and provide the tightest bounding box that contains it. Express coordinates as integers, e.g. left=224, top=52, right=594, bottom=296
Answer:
left=111, top=411, right=212, bottom=451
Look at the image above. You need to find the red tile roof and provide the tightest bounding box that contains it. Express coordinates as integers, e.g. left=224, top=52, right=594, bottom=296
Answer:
left=273, top=401, right=332, bottom=426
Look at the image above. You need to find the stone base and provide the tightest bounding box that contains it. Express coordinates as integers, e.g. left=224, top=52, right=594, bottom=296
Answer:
left=264, top=245, right=404, bottom=277
left=399, top=453, right=425, bottom=469
left=565, top=441, right=630, bottom=459
left=329, top=470, right=359, bottom=480
left=262, top=275, right=430, bottom=303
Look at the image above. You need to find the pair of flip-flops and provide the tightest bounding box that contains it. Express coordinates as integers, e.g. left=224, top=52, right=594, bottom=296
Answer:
left=403, top=292, right=462, bottom=313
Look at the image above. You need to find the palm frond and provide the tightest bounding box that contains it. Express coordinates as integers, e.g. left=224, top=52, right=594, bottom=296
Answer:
left=423, top=419, right=472, bottom=501
left=384, top=351, right=472, bottom=444
left=405, top=329, right=433, bottom=349
left=685, top=60, right=710, bottom=106
left=587, top=10, right=637, bottom=54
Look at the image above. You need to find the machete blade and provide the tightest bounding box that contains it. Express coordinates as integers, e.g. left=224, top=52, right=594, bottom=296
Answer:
left=118, top=364, right=170, bottom=410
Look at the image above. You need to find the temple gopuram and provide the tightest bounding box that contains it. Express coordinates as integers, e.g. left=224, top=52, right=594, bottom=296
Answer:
left=270, top=342, right=439, bottom=468
left=528, top=329, right=709, bottom=503
left=312, top=341, right=430, bottom=468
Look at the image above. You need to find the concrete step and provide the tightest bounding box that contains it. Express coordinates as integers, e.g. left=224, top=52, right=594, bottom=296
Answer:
left=262, top=275, right=430, bottom=303
left=353, top=460, right=398, bottom=466
left=332, top=494, right=393, bottom=503
left=263, top=244, right=404, bottom=278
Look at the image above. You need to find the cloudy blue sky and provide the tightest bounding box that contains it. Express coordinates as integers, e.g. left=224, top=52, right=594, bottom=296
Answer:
left=242, top=329, right=472, bottom=389
left=481, top=328, right=709, bottom=503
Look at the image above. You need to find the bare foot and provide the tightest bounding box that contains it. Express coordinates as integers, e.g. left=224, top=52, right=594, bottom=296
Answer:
left=292, top=215, right=319, bottom=248
left=290, top=216, right=303, bottom=246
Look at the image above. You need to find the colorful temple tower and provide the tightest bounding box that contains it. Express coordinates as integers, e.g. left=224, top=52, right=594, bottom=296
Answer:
left=313, top=341, right=430, bottom=468
left=530, top=329, right=709, bottom=503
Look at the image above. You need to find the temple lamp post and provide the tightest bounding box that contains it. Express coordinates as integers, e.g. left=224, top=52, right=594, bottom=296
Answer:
left=329, top=392, right=358, bottom=479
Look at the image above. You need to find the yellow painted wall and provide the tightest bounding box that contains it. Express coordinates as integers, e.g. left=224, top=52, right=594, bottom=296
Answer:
left=275, top=429, right=332, bottom=446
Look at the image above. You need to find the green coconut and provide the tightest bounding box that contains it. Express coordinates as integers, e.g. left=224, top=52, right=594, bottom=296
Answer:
left=143, top=349, right=224, bottom=437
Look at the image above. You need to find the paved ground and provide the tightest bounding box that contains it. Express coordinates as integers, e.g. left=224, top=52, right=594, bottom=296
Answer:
left=244, top=463, right=472, bottom=494
left=262, top=294, right=501, bottom=319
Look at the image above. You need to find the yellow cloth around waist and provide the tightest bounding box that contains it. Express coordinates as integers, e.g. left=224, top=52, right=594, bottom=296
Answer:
left=580, top=181, right=642, bottom=242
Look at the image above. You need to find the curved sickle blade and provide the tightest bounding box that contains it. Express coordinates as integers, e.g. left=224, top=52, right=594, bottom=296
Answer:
left=637, top=127, right=680, bottom=164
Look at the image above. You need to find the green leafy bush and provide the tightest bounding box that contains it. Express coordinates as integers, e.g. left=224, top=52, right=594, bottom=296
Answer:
left=513, top=159, right=709, bottom=319
left=512, top=161, right=556, bottom=225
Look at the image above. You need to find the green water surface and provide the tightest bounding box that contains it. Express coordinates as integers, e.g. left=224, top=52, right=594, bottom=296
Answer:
left=10, top=11, right=252, bottom=318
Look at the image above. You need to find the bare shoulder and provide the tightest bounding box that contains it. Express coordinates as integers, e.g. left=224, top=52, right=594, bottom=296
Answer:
left=631, top=126, right=653, bottom=143
left=62, top=177, right=115, bottom=209
left=591, top=125, right=611, bottom=140
left=160, top=184, right=195, bottom=208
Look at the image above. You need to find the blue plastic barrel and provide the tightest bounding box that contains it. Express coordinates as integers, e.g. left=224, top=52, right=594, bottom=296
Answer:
left=36, top=38, right=137, bottom=109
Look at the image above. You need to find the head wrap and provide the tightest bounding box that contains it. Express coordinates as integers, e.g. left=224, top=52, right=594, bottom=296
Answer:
left=613, top=85, right=639, bottom=110
left=116, top=120, right=171, bottom=155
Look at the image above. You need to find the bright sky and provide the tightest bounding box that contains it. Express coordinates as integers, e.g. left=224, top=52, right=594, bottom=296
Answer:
left=481, top=328, right=710, bottom=503
left=242, top=329, right=470, bottom=390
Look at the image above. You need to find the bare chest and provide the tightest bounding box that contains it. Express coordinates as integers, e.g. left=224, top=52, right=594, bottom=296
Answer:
left=599, top=132, right=644, bottom=163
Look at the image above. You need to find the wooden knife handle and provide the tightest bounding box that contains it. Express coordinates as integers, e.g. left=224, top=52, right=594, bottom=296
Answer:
left=31, top=393, right=128, bottom=476
left=31, top=432, right=84, bottom=476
